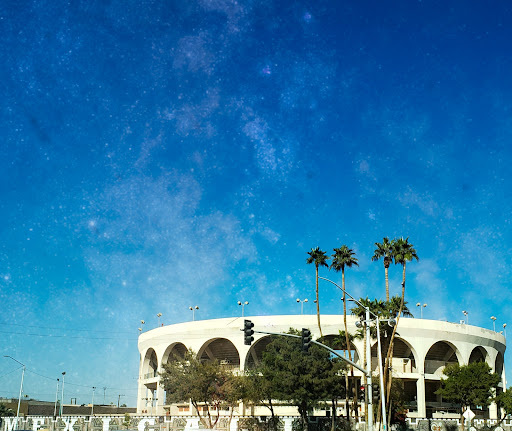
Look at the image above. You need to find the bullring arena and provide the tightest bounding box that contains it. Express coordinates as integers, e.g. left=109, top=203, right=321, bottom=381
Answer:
left=138, top=314, right=507, bottom=423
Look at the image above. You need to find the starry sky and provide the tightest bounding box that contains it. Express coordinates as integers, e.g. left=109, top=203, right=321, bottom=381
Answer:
left=2, top=0, right=512, bottom=407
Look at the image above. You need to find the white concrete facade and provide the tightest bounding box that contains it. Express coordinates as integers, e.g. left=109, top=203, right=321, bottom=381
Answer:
left=137, top=315, right=506, bottom=419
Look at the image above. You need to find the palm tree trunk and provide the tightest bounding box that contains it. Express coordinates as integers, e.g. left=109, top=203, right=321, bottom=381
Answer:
left=316, top=264, right=323, bottom=337
left=383, top=262, right=407, bottom=422
left=384, top=264, right=389, bottom=302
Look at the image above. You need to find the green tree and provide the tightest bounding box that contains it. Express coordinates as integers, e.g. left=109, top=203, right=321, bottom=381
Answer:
left=306, top=247, right=329, bottom=338
left=330, top=245, right=358, bottom=418
left=160, top=349, right=241, bottom=429
left=0, top=403, right=15, bottom=417
left=372, top=237, right=394, bottom=301
left=260, top=328, right=346, bottom=430
left=436, top=362, right=500, bottom=429
left=495, top=387, right=512, bottom=422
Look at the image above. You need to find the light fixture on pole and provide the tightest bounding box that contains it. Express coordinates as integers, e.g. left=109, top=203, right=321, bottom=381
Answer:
left=157, top=313, right=162, bottom=327
left=91, top=386, right=96, bottom=416
left=296, top=298, right=308, bottom=315
left=462, top=310, right=468, bottom=324
left=416, top=303, right=427, bottom=319
left=140, top=320, right=145, bottom=333
left=53, top=378, right=60, bottom=417
left=237, top=301, right=249, bottom=317
left=189, top=306, right=199, bottom=321
left=491, top=316, right=497, bottom=332
left=319, top=277, right=378, bottom=431
left=60, top=372, right=66, bottom=416
left=503, top=323, right=507, bottom=338
left=3, top=356, right=25, bottom=430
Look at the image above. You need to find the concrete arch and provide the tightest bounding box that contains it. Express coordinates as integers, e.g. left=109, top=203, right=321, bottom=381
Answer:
left=469, top=345, right=489, bottom=364
left=495, top=351, right=504, bottom=376
left=424, top=340, right=461, bottom=375
left=198, top=338, right=241, bottom=369
left=162, top=342, right=188, bottom=366
left=245, top=335, right=273, bottom=369
left=142, top=348, right=159, bottom=379
left=371, top=337, right=418, bottom=373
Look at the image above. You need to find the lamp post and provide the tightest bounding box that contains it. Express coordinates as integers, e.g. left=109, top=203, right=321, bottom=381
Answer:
left=189, top=306, right=199, bottom=321
left=416, top=303, right=427, bottom=319
left=140, top=320, right=145, bottom=332
left=504, top=323, right=507, bottom=338
left=157, top=313, right=162, bottom=327
left=462, top=310, right=468, bottom=324
left=53, top=378, right=60, bottom=417
left=319, top=277, right=379, bottom=431
left=491, top=316, right=497, bottom=332
left=60, top=372, right=66, bottom=416
left=90, top=386, right=96, bottom=416
left=296, top=298, right=308, bottom=315
left=3, top=356, right=25, bottom=430
left=237, top=301, right=249, bottom=317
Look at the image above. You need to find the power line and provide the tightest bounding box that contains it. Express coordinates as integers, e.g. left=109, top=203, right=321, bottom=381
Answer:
left=0, top=330, right=137, bottom=341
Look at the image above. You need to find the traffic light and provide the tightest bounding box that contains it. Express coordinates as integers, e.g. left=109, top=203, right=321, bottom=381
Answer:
left=244, top=319, right=254, bottom=345
left=301, top=328, right=312, bottom=352
left=358, top=384, right=365, bottom=401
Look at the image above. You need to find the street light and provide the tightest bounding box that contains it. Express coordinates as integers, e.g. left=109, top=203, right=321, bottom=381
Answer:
left=189, top=306, right=199, bottom=321
left=3, top=356, right=25, bottom=430
left=157, top=313, right=162, bottom=327
left=60, top=372, right=66, bottom=416
left=91, top=386, right=96, bottom=416
left=416, top=303, right=427, bottom=319
left=462, top=310, right=468, bottom=324
left=319, top=277, right=379, bottom=431
left=237, top=301, right=249, bottom=317
left=503, top=323, right=507, bottom=338
left=491, top=316, right=497, bottom=332
left=53, top=378, right=60, bottom=417
left=296, top=298, right=308, bottom=315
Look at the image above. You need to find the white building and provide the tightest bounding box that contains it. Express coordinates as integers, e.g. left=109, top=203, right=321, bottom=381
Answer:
left=137, top=315, right=506, bottom=419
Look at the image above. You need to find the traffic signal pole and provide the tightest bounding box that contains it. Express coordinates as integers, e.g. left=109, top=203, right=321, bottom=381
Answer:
left=242, top=323, right=374, bottom=431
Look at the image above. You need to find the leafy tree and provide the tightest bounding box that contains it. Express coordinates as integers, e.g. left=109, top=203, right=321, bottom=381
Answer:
left=372, top=237, right=394, bottom=301
left=260, top=328, right=346, bottom=430
left=495, top=387, right=512, bottom=421
left=306, top=247, right=329, bottom=337
left=122, top=413, right=131, bottom=429
left=330, top=245, right=359, bottom=418
left=436, top=362, right=500, bottom=429
left=160, top=349, right=242, bottom=429
left=0, top=403, right=15, bottom=417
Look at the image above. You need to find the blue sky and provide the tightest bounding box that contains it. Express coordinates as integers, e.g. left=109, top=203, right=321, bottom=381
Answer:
left=2, top=0, right=512, bottom=407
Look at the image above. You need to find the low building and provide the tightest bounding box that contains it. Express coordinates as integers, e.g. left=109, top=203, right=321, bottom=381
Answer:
left=137, top=315, right=506, bottom=419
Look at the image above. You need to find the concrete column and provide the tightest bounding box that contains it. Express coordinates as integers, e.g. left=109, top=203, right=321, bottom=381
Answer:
left=156, top=382, right=166, bottom=415
left=489, top=401, right=498, bottom=420
left=416, top=375, right=426, bottom=418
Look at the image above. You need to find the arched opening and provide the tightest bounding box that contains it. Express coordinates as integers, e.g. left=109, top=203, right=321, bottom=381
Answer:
left=142, top=348, right=158, bottom=379
left=198, top=338, right=240, bottom=370
left=424, top=341, right=459, bottom=375
left=469, top=346, right=488, bottom=364
left=495, top=351, right=504, bottom=377
left=162, top=342, right=188, bottom=365
left=371, top=337, right=417, bottom=373
left=245, top=335, right=272, bottom=369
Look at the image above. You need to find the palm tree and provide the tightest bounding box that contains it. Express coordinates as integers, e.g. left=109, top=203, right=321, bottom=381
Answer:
left=330, top=245, right=358, bottom=418
left=383, top=237, right=418, bottom=427
left=306, top=247, right=329, bottom=337
left=372, top=237, right=394, bottom=301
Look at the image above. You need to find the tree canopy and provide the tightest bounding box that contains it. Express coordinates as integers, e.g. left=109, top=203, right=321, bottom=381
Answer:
left=436, top=361, right=500, bottom=426
left=160, top=349, right=243, bottom=429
